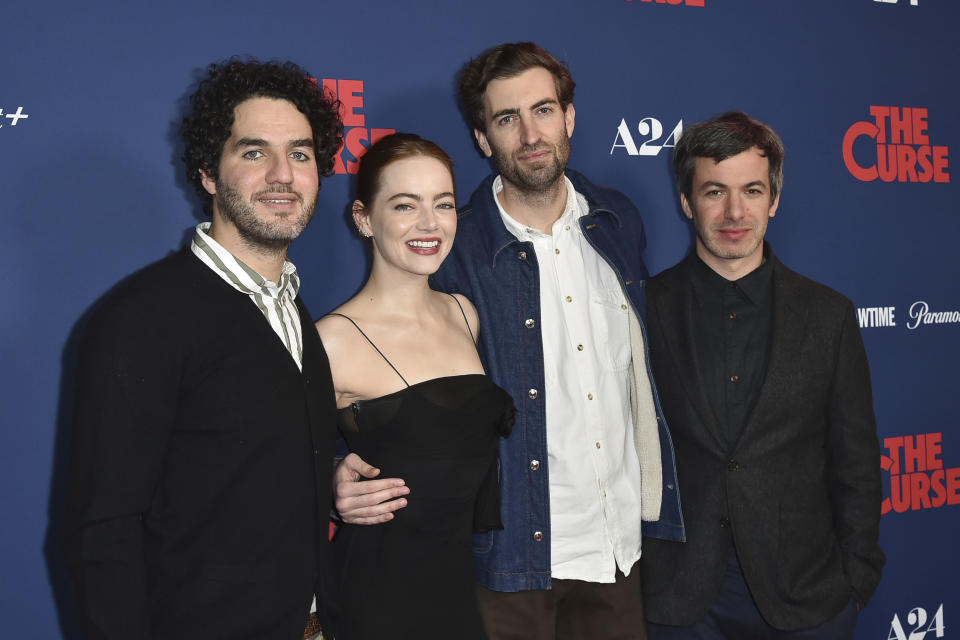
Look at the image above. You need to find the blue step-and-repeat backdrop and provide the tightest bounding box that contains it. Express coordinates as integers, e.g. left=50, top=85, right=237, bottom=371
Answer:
left=2, top=1, right=957, bottom=638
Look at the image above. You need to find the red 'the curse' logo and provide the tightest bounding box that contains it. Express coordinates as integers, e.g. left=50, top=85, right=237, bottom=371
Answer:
left=321, top=79, right=396, bottom=175
left=881, top=432, right=960, bottom=515
left=842, top=106, right=949, bottom=183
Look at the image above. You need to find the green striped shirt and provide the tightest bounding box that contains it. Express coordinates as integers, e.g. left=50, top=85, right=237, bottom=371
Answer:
left=190, top=223, right=304, bottom=370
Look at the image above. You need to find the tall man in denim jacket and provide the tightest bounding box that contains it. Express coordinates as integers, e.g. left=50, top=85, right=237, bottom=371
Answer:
left=333, top=42, right=684, bottom=639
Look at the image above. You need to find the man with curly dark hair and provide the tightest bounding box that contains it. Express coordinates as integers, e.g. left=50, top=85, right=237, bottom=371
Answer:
left=66, top=59, right=343, bottom=640
left=181, top=58, right=344, bottom=218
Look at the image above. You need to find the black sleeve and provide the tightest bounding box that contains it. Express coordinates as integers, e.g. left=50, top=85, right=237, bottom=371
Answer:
left=65, top=295, right=180, bottom=639
left=825, top=300, right=886, bottom=606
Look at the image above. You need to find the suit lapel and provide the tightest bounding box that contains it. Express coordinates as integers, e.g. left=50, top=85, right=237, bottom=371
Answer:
left=734, top=258, right=809, bottom=450
left=654, top=259, right=728, bottom=451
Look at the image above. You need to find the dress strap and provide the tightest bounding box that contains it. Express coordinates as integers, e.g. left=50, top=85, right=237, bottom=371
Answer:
left=446, top=293, right=476, bottom=344
left=325, top=313, right=409, bottom=387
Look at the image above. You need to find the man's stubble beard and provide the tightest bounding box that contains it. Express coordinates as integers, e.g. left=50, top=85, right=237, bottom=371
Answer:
left=492, top=133, right=571, bottom=195
left=215, top=181, right=318, bottom=252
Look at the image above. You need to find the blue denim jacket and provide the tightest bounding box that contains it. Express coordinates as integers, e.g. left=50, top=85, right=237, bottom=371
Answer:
left=431, top=170, right=685, bottom=592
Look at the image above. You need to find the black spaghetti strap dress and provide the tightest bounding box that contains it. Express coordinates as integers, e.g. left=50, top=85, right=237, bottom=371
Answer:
left=327, top=305, right=513, bottom=639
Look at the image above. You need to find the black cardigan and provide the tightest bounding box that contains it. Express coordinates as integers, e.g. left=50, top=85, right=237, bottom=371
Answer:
left=66, top=248, right=338, bottom=639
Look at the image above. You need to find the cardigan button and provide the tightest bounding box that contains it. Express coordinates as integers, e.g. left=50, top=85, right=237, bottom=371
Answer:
left=719, top=516, right=731, bottom=528
left=529, top=459, right=540, bottom=471
left=728, top=459, right=740, bottom=471
left=525, top=318, right=535, bottom=329
left=533, top=531, right=544, bottom=541
left=528, top=388, right=539, bottom=400
left=518, top=251, right=527, bottom=260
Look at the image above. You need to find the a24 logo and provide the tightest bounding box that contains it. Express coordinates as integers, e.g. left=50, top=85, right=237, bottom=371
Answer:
left=610, top=117, right=683, bottom=157
left=889, top=604, right=945, bottom=640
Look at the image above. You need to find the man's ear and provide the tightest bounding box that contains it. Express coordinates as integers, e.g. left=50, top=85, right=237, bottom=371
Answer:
left=199, top=169, right=217, bottom=196
left=564, top=102, right=576, bottom=138
left=474, top=129, right=493, bottom=158
left=680, top=193, right=694, bottom=219
left=768, top=192, right=780, bottom=219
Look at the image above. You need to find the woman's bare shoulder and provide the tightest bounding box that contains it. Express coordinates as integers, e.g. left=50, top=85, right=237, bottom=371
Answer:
left=315, top=301, right=369, bottom=352
left=442, top=291, right=480, bottom=342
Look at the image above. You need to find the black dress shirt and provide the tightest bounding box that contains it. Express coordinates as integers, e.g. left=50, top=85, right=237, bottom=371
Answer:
left=690, top=249, right=774, bottom=448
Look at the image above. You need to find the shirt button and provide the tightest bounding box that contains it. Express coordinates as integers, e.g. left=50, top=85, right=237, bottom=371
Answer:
left=728, top=312, right=737, bottom=319
left=565, top=225, right=571, bottom=231
left=555, top=248, right=560, bottom=255
left=530, top=459, right=540, bottom=471
left=525, top=318, right=535, bottom=329
left=518, top=251, right=527, bottom=260
left=533, top=531, right=544, bottom=541
left=729, top=374, right=739, bottom=383
left=621, top=304, right=628, bottom=310
left=595, top=442, right=601, bottom=449
left=577, top=344, right=584, bottom=351
left=587, top=393, right=593, bottom=400
left=565, top=296, right=572, bottom=302
left=528, top=388, right=539, bottom=399
left=719, top=516, right=731, bottom=528
left=728, top=459, right=740, bottom=471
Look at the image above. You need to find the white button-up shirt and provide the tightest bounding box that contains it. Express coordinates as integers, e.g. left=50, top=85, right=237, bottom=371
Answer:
left=493, top=176, right=643, bottom=582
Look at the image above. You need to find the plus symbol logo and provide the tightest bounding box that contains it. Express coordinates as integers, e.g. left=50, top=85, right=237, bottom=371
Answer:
left=0, top=106, right=30, bottom=128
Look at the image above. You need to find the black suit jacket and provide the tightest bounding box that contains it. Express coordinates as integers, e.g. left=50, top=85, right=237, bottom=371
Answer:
left=641, top=249, right=884, bottom=630
left=66, top=249, right=338, bottom=639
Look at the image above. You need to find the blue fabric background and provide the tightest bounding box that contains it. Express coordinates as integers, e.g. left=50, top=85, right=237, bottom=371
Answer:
left=1, top=1, right=956, bottom=637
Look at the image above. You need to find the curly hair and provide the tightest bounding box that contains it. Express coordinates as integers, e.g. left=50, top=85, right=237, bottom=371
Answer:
left=674, top=111, right=785, bottom=204
left=180, top=58, right=343, bottom=215
left=457, top=42, right=575, bottom=133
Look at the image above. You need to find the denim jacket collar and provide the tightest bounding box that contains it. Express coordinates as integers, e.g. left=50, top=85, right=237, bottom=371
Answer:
left=461, top=169, right=624, bottom=270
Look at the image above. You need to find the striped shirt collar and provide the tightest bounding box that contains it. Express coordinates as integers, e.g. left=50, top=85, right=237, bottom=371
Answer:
left=190, top=222, right=300, bottom=300
left=190, top=222, right=304, bottom=369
